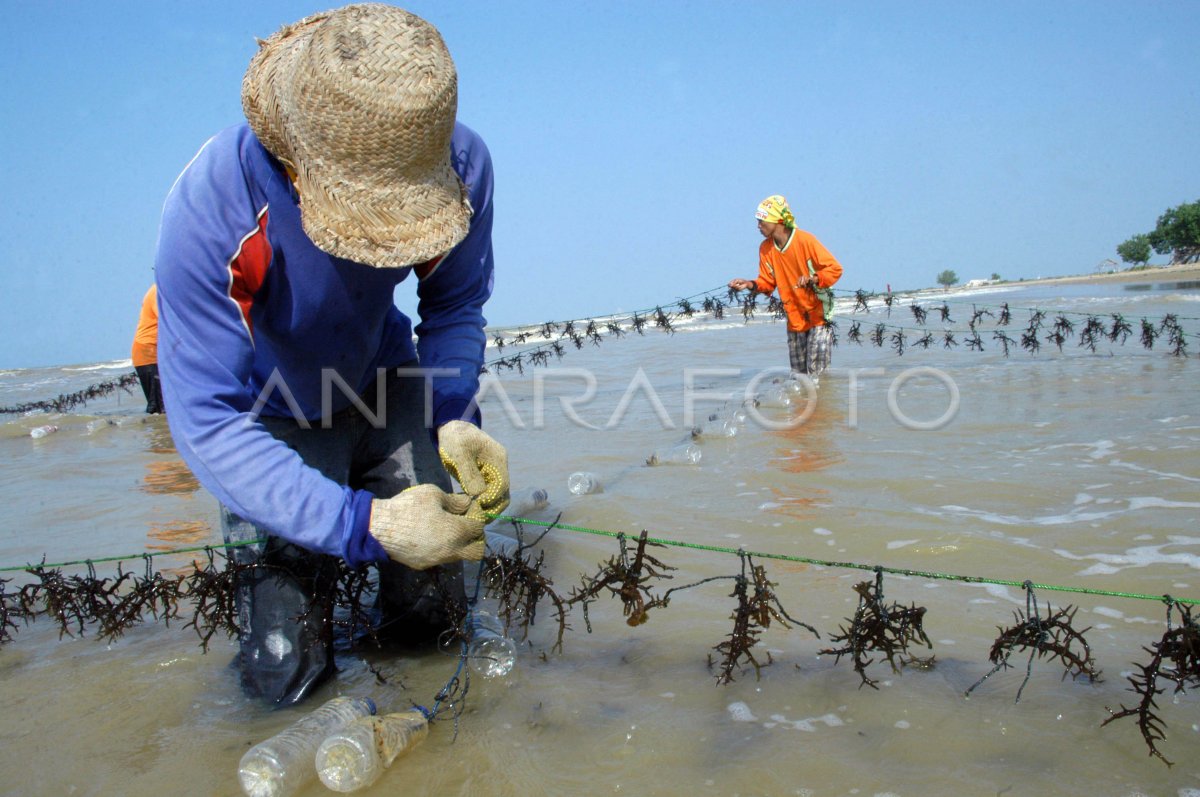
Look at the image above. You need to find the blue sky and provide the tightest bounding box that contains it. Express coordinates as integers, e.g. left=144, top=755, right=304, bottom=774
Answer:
left=1, top=1, right=1196, bottom=369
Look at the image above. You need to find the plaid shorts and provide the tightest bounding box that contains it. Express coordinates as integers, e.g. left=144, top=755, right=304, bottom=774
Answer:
left=787, top=324, right=832, bottom=378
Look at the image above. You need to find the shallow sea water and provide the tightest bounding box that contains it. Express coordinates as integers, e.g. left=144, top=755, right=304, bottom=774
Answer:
left=1, top=281, right=1198, bottom=796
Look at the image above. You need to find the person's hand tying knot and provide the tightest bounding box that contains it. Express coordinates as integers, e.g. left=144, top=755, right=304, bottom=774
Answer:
left=369, top=484, right=485, bottom=570
left=437, top=420, right=510, bottom=520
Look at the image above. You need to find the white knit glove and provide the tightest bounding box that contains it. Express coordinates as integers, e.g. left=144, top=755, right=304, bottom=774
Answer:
left=368, top=484, right=485, bottom=570
left=437, top=420, right=510, bottom=518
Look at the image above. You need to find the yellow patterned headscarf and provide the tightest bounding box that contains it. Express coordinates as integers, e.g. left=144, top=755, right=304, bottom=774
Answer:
left=755, top=195, right=795, bottom=229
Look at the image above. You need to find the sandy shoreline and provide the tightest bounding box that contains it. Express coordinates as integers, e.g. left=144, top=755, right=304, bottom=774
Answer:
left=1009, top=261, right=1200, bottom=288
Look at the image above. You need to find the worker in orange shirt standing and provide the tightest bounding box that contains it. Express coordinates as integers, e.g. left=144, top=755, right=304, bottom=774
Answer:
left=729, top=195, right=843, bottom=382
left=131, top=285, right=164, bottom=414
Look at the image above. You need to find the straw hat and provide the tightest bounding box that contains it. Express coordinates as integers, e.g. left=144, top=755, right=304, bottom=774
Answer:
left=241, top=4, right=471, bottom=268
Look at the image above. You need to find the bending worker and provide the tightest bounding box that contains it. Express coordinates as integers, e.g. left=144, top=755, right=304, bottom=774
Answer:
left=729, top=195, right=843, bottom=382
left=154, top=4, right=508, bottom=705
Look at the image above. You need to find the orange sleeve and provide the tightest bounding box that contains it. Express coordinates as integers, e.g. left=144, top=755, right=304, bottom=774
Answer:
left=807, top=235, right=843, bottom=288
left=131, top=286, right=159, bottom=366
left=754, top=240, right=778, bottom=293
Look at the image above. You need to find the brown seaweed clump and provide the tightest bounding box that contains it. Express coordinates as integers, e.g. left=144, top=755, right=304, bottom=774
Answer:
left=820, top=571, right=933, bottom=689
left=966, top=585, right=1101, bottom=702
left=1103, top=601, right=1200, bottom=767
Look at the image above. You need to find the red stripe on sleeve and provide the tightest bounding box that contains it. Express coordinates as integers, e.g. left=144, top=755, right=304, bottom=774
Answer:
left=228, top=207, right=272, bottom=338
left=413, top=254, right=444, bottom=280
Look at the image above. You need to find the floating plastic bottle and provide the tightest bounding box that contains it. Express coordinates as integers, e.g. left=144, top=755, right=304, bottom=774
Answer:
left=467, top=609, right=517, bottom=679
left=29, top=425, right=59, bottom=439
left=238, top=695, right=376, bottom=797
left=691, top=417, right=739, bottom=440
left=753, top=386, right=793, bottom=409
left=567, top=471, right=603, bottom=495
left=504, top=487, right=549, bottom=519
left=315, top=710, right=429, bottom=792
left=483, top=529, right=519, bottom=558
left=646, top=442, right=702, bottom=466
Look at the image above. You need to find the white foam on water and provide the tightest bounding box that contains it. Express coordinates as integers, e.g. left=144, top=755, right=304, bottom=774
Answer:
left=967, top=582, right=1022, bottom=605
left=812, top=527, right=833, bottom=536
left=936, top=491, right=1199, bottom=529
left=1089, top=606, right=1160, bottom=625
left=63, top=359, right=132, bottom=372
left=886, top=539, right=920, bottom=550
left=761, top=712, right=845, bottom=732
left=729, top=701, right=845, bottom=733
left=1054, top=538, right=1200, bottom=575
left=1109, top=458, right=1200, bottom=484
left=1129, top=497, right=1200, bottom=511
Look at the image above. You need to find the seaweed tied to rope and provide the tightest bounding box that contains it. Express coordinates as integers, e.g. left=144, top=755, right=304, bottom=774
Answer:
left=1102, top=600, right=1200, bottom=767
left=0, top=371, right=140, bottom=416
left=965, top=582, right=1102, bottom=702
left=820, top=570, right=934, bottom=689
left=568, top=530, right=675, bottom=630
left=478, top=518, right=570, bottom=653
left=705, top=552, right=816, bottom=685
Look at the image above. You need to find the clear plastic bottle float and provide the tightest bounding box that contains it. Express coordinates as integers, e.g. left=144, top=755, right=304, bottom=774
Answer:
left=646, top=442, right=702, bottom=466
left=567, top=471, right=603, bottom=495
left=238, top=695, right=376, bottom=797
left=752, top=385, right=794, bottom=409
left=690, top=416, right=739, bottom=440
left=315, top=710, right=430, bottom=792
left=466, top=609, right=517, bottom=679
left=504, top=486, right=549, bottom=518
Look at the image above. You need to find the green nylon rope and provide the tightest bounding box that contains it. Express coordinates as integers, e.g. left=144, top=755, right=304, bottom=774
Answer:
left=3, top=515, right=1195, bottom=608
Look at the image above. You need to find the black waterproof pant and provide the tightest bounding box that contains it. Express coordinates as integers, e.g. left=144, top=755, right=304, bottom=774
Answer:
left=135, top=363, right=164, bottom=414
left=221, top=367, right=464, bottom=707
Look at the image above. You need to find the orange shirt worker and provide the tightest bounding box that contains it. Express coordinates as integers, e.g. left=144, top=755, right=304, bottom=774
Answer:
left=729, top=195, right=843, bottom=381
left=131, top=285, right=164, bottom=414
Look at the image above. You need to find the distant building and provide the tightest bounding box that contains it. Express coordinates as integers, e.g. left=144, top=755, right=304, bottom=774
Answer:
left=964, top=278, right=999, bottom=288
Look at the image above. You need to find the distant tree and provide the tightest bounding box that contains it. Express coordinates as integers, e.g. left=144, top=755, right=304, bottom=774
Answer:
left=1116, top=235, right=1152, bottom=265
left=990, top=273, right=1001, bottom=281
left=936, top=269, right=958, bottom=288
left=1146, top=200, right=1200, bottom=264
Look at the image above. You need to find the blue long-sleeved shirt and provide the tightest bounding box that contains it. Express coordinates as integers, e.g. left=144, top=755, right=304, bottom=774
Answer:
left=155, top=122, right=494, bottom=567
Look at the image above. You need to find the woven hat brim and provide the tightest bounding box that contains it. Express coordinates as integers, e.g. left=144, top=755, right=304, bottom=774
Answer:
left=242, top=5, right=472, bottom=268
left=296, top=161, right=472, bottom=268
